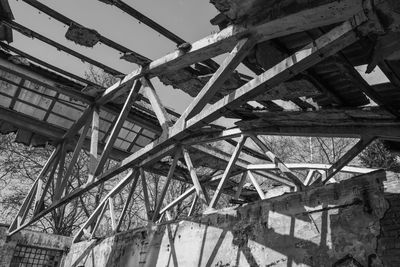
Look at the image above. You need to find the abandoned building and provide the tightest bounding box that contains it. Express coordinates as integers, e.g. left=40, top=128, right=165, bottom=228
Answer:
left=1, top=0, right=400, bottom=266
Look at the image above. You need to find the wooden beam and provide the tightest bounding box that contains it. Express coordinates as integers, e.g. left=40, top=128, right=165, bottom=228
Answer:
left=247, top=163, right=375, bottom=174
left=141, top=78, right=172, bottom=133
left=182, top=147, right=210, bottom=204
left=109, top=197, right=116, bottom=231
left=63, top=106, right=94, bottom=140
left=247, top=171, right=265, bottom=200
left=304, top=170, right=316, bottom=186
left=99, top=0, right=366, bottom=103
left=54, top=142, right=67, bottom=201
left=180, top=37, right=255, bottom=121
left=323, top=136, right=375, bottom=184
left=21, top=0, right=150, bottom=64
left=250, top=134, right=304, bottom=188
left=3, top=20, right=122, bottom=76
left=188, top=194, right=198, bottom=217
left=152, top=149, right=181, bottom=221
left=13, top=17, right=367, bottom=229
left=159, top=186, right=196, bottom=215
left=90, top=202, right=108, bottom=239
left=234, top=172, right=247, bottom=200
left=58, top=120, right=92, bottom=199
left=116, top=171, right=140, bottom=232
left=95, top=80, right=141, bottom=175
left=88, top=107, right=100, bottom=183
left=73, top=169, right=136, bottom=242
left=209, top=135, right=246, bottom=208
left=140, top=168, right=152, bottom=220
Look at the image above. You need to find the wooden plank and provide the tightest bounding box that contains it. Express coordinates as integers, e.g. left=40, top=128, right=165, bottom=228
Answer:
left=57, top=120, right=92, bottom=199
left=12, top=18, right=366, bottom=231
left=90, top=202, right=108, bottom=239
left=234, top=172, right=247, bottom=200
left=73, top=169, right=136, bottom=242
left=21, top=0, right=150, bottom=64
left=87, top=107, right=100, bottom=183
left=209, top=135, right=246, bottom=208
left=109, top=197, right=116, bottom=231
left=54, top=142, right=67, bottom=200
left=152, top=149, right=181, bottom=221
left=99, top=0, right=366, bottom=103
left=34, top=150, right=61, bottom=216
left=159, top=186, right=196, bottom=215
left=247, top=171, right=265, bottom=200
left=181, top=38, right=255, bottom=120
left=323, top=136, right=376, bottom=184
left=246, top=163, right=375, bottom=174
left=182, top=18, right=364, bottom=135
left=192, top=144, right=295, bottom=187
left=140, top=168, right=152, bottom=220
left=141, top=78, right=172, bottom=133
left=9, top=145, right=61, bottom=232
left=116, top=171, right=140, bottom=232
left=182, top=147, right=209, bottom=204
left=188, top=194, right=198, bottom=217
left=95, top=80, right=141, bottom=175
left=250, top=134, right=304, bottom=188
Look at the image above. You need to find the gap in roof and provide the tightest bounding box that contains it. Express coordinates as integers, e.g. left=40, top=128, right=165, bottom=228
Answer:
left=355, top=65, right=390, bottom=85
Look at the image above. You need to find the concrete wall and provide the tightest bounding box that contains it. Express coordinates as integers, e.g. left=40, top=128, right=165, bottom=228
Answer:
left=0, top=224, right=71, bottom=267
left=63, top=170, right=400, bottom=267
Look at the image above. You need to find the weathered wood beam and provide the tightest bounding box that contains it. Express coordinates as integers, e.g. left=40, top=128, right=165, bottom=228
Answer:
left=73, top=169, right=136, bottom=242
left=63, top=106, right=94, bottom=140
left=2, top=20, right=122, bottom=76
left=246, top=163, right=376, bottom=174
left=115, top=171, right=140, bottom=232
left=304, top=170, right=315, bottom=186
left=247, top=171, right=265, bottom=200
left=21, top=0, right=150, bottom=64
left=250, top=134, right=304, bottom=188
left=87, top=107, right=100, bottom=183
left=182, top=147, right=210, bottom=205
left=141, top=78, right=172, bottom=133
left=234, top=172, right=247, bottom=200
left=99, top=0, right=367, bottom=104
left=140, top=168, right=152, bottom=220
left=95, top=81, right=141, bottom=175
left=108, top=197, right=116, bottom=231
left=323, top=136, right=376, bottom=183
left=152, top=149, right=181, bottom=221
left=159, top=186, right=196, bottom=215
left=188, top=194, right=198, bottom=217
left=14, top=17, right=367, bottom=229
left=58, top=120, right=92, bottom=199
left=192, top=144, right=295, bottom=187
left=180, top=37, right=256, bottom=121
left=54, top=142, right=67, bottom=200
left=90, top=202, right=108, bottom=240
left=209, top=135, right=247, bottom=208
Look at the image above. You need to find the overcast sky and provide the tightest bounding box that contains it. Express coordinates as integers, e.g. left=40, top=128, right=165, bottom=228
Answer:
left=8, top=0, right=221, bottom=112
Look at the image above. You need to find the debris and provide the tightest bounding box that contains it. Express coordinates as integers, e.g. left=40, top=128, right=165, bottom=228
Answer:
left=65, top=23, right=100, bottom=47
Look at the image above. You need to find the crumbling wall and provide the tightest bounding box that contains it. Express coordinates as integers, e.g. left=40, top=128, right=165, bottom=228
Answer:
left=63, top=170, right=400, bottom=267
left=0, top=224, right=71, bottom=266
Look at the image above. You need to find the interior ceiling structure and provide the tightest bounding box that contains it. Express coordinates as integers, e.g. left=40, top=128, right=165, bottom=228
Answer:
left=1, top=0, right=400, bottom=241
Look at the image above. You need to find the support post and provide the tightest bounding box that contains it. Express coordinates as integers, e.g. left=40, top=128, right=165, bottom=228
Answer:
left=323, top=136, right=375, bottom=184
left=209, top=135, right=247, bottom=209
left=182, top=147, right=209, bottom=204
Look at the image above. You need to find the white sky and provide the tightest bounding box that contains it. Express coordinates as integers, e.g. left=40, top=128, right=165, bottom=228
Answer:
left=8, top=0, right=221, bottom=113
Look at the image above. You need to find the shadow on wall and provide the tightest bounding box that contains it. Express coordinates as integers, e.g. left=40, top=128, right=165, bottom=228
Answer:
left=65, top=170, right=400, bottom=267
